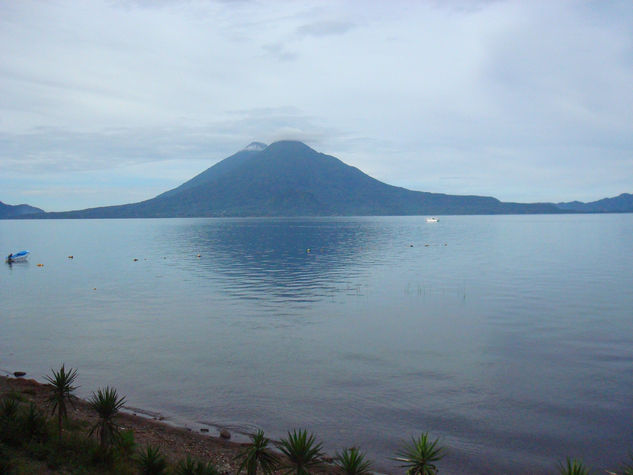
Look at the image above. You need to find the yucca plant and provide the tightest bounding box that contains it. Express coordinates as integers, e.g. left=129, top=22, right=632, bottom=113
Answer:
left=0, top=396, right=19, bottom=420
left=394, top=432, right=445, bottom=475
left=236, top=429, right=279, bottom=475
left=20, top=402, right=48, bottom=442
left=88, top=386, right=126, bottom=450
left=117, top=428, right=136, bottom=459
left=558, top=457, right=591, bottom=474
left=174, top=455, right=220, bottom=474
left=44, top=364, right=78, bottom=437
left=136, top=445, right=167, bottom=475
left=0, top=396, right=21, bottom=445
left=623, top=455, right=633, bottom=475
left=277, top=429, right=324, bottom=475
left=334, top=447, right=373, bottom=475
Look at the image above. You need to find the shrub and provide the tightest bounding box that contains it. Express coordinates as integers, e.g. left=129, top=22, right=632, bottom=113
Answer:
left=174, top=455, right=220, bottom=474
left=88, top=386, right=126, bottom=450
left=334, top=447, right=373, bottom=475
left=558, top=457, right=591, bottom=475
left=277, top=429, right=324, bottom=475
left=136, top=445, right=167, bottom=475
left=394, top=432, right=445, bottom=475
left=236, top=430, right=279, bottom=475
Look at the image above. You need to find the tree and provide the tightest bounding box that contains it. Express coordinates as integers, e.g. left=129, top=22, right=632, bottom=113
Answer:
left=236, top=429, right=279, bottom=475
left=88, top=386, right=126, bottom=450
left=44, top=364, right=78, bottom=437
left=394, top=433, right=445, bottom=475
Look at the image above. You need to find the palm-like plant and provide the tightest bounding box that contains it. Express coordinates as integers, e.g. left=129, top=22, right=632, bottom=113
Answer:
left=21, top=402, right=48, bottom=442
left=558, top=457, right=591, bottom=475
left=44, top=364, right=78, bottom=437
left=175, top=455, right=220, bottom=475
left=236, top=429, right=279, bottom=475
left=88, top=386, right=126, bottom=449
left=334, top=447, right=373, bottom=475
left=136, top=445, right=167, bottom=475
left=0, top=396, right=19, bottom=420
left=277, top=429, right=324, bottom=475
left=394, top=433, right=445, bottom=475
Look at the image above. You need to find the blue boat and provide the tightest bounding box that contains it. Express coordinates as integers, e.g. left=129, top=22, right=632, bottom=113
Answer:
left=6, top=250, right=30, bottom=263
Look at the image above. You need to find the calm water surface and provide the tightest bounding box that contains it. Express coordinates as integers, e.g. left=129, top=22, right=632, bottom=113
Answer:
left=1, top=215, right=632, bottom=473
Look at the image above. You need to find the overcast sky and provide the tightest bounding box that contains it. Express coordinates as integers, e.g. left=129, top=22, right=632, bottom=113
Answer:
left=1, top=0, right=631, bottom=211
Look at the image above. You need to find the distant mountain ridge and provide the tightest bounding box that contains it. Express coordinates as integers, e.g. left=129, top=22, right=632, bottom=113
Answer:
left=557, top=193, right=633, bottom=213
left=3, top=141, right=631, bottom=218
left=37, top=141, right=561, bottom=218
left=0, top=201, right=44, bottom=218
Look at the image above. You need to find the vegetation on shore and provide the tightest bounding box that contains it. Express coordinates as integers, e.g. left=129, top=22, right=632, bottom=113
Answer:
left=1, top=365, right=631, bottom=474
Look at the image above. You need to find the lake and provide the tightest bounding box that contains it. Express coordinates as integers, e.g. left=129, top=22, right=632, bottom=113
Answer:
left=1, top=215, right=632, bottom=473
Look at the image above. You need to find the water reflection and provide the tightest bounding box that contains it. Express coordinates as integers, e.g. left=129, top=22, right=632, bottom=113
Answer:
left=156, top=218, right=392, bottom=305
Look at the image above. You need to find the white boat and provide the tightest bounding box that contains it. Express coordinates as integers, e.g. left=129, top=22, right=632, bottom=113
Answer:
left=6, top=250, right=30, bottom=263
left=426, top=217, right=439, bottom=223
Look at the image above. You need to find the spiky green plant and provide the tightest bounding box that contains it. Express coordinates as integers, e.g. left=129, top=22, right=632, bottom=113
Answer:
left=88, top=386, right=126, bottom=449
left=334, top=447, right=373, bottom=475
left=136, top=445, right=167, bottom=475
left=558, top=457, right=591, bottom=475
left=394, top=433, right=445, bottom=475
left=0, top=396, right=19, bottom=420
left=623, top=457, right=633, bottom=475
left=236, top=429, right=279, bottom=475
left=0, top=396, right=21, bottom=445
left=44, top=364, right=78, bottom=437
left=277, top=429, right=324, bottom=475
left=20, top=402, right=48, bottom=442
left=174, top=455, right=220, bottom=475
left=117, top=428, right=136, bottom=459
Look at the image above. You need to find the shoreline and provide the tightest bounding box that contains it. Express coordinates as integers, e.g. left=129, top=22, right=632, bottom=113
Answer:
left=0, top=373, right=249, bottom=472
left=0, top=372, right=345, bottom=474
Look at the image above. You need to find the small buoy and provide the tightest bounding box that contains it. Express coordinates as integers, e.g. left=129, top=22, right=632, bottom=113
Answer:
left=306, top=248, right=311, bottom=253
left=68, top=255, right=73, bottom=259
left=37, top=263, right=44, bottom=267
left=197, top=254, right=201, bottom=258
left=133, top=258, right=138, bottom=262
left=410, top=244, right=414, bottom=247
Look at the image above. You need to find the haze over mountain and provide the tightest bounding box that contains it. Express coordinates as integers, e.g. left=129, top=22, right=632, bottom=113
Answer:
left=0, top=201, right=44, bottom=219
left=30, top=141, right=564, bottom=218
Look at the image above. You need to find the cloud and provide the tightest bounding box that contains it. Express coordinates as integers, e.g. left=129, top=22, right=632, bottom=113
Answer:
left=0, top=0, right=631, bottom=208
left=296, top=21, right=355, bottom=37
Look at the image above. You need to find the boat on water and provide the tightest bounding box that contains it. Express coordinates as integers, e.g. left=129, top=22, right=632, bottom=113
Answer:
left=426, top=217, right=439, bottom=223
left=6, top=250, right=30, bottom=263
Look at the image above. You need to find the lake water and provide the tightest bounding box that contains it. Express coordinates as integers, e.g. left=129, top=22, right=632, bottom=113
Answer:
left=1, top=215, right=632, bottom=473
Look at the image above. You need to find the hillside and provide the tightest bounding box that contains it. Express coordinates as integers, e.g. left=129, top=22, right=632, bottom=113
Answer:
left=557, top=193, right=633, bottom=212
left=40, top=141, right=560, bottom=218
left=0, top=201, right=44, bottom=219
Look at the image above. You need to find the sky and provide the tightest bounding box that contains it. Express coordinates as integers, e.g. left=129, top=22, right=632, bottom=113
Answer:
left=1, top=0, right=632, bottom=211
